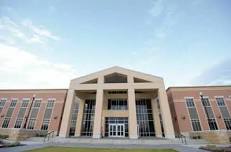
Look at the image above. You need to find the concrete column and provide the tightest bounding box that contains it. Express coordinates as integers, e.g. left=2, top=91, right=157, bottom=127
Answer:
left=152, top=98, right=162, bottom=137
left=93, top=89, right=104, bottom=138
left=75, top=99, right=84, bottom=137
left=59, top=89, right=75, bottom=137
left=158, top=87, right=175, bottom=138
left=128, top=88, right=138, bottom=139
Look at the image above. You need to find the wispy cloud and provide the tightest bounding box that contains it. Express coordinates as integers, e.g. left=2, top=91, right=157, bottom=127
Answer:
left=192, top=59, right=231, bottom=85
left=0, top=43, right=77, bottom=88
left=21, top=19, right=60, bottom=41
left=0, top=16, right=76, bottom=88
left=0, top=16, right=59, bottom=45
left=149, top=0, right=165, bottom=17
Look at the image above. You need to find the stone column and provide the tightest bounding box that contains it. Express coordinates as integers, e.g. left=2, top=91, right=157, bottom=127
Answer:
left=93, top=89, right=104, bottom=138
left=75, top=99, right=84, bottom=136
left=152, top=98, right=162, bottom=137
left=128, top=88, right=138, bottom=139
left=158, top=87, right=175, bottom=138
left=59, top=89, right=75, bottom=137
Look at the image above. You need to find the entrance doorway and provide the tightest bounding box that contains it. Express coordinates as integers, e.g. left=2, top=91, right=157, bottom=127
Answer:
left=109, top=124, right=125, bottom=137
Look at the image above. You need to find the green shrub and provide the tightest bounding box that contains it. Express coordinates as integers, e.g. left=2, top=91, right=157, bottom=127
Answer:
left=0, top=134, right=8, bottom=139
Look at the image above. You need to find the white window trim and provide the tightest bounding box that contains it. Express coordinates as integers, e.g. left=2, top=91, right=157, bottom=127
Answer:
left=184, top=98, right=203, bottom=131
left=47, top=98, right=56, bottom=101
left=215, top=97, right=231, bottom=129
left=200, top=97, right=220, bottom=130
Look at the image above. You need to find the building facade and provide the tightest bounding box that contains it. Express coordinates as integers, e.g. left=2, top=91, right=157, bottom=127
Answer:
left=167, top=86, right=231, bottom=143
left=0, top=66, right=230, bottom=143
left=0, top=89, right=67, bottom=137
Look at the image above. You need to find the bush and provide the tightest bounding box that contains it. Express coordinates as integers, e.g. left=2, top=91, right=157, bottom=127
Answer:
left=0, top=134, right=8, bottom=139
left=4, top=141, right=20, bottom=147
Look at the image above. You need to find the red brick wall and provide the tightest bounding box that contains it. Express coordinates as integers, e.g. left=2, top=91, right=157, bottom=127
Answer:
left=167, top=86, right=231, bottom=134
left=0, top=89, right=67, bottom=134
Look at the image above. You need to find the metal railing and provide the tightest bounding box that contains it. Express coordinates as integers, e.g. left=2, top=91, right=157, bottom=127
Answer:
left=176, top=134, right=187, bottom=144
left=44, top=130, right=55, bottom=142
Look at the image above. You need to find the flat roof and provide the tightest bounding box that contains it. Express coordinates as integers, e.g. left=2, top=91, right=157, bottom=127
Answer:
left=166, top=85, right=231, bottom=91
left=0, top=88, right=68, bottom=91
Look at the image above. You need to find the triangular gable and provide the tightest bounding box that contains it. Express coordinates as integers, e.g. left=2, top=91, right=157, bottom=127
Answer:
left=71, top=66, right=162, bottom=84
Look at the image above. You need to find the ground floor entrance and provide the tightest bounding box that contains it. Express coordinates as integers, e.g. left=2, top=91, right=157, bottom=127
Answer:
left=109, top=123, right=125, bottom=137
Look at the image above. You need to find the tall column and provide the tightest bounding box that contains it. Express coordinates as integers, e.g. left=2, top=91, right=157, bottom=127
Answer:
left=128, top=88, right=138, bottom=139
left=59, top=89, right=75, bottom=137
left=152, top=98, right=162, bottom=137
left=75, top=99, right=84, bottom=136
left=158, top=87, right=175, bottom=138
left=93, top=88, right=104, bottom=138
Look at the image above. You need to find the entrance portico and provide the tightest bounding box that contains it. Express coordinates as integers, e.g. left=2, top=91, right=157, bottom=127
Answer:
left=59, top=66, right=175, bottom=139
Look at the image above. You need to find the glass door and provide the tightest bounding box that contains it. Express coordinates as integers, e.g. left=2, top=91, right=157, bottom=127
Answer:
left=109, top=123, right=125, bottom=137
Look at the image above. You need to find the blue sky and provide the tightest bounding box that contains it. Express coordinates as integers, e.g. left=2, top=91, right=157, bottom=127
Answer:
left=0, top=0, right=231, bottom=88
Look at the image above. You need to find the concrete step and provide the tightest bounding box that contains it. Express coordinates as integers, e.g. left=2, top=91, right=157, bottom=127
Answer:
left=53, top=137, right=183, bottom=145
left=25, top=136, right=209, bottom=146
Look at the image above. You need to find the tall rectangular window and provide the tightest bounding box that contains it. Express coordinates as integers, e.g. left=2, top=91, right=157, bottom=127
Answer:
left=201, top=97, right=218, bottom=130
left=216, top=97, right=231, bottom=130
left=81, top=99, right=95, bottom=136
left=136, top=99, right=155, bottom=136
left=186, top=98, right=201, bottom=131
left=0, top=98, right=6, bottom=113
left=41, top=99, right=55, bottom=130
left=2, top=99, right=17, bottom=128
left=69, top=101, right=79, bottom=136
left=27, top=99, right=41, bottom=129
left=14, top=99, right=29, bottom=128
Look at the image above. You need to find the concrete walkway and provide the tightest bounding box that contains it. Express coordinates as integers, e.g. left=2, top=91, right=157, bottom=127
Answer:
left=0, top=141, right=209, bottom=152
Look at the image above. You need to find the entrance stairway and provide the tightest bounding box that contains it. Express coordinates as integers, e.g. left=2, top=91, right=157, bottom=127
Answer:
left=25, top=136, right=209, bottom=146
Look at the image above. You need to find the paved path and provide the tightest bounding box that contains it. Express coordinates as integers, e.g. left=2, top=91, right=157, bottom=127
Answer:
left=0, top=142, right=208, bottom=152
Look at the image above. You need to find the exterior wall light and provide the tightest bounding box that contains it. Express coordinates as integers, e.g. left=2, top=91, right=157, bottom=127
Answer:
left=181, top=115, right=186, bottom=120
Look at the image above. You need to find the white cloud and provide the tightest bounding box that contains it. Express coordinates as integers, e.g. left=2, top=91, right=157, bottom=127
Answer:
left=149, top=0, right=164, bottom=17
left=0, top=16, right=59, bottom=45
left=21, top=19, right=60, bottom=41
left=192, top=59, right=231, bottom=85
left=0, top=43, right=77, bottom=89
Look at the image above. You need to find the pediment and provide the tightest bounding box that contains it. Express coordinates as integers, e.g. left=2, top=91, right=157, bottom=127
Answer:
left=70, top=66, right=162, bottom=85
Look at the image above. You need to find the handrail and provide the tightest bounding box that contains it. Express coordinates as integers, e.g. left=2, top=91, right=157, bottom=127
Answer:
left=176, top=133, right=187, bottom=144
left=44, top=130, right=55, bottom=142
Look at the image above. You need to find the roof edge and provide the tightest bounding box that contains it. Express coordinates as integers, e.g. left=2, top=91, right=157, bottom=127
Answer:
left=166, top=85, right=231, bottom=91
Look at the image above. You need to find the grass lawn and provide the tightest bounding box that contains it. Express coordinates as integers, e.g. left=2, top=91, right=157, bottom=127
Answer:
left=26, top=147, right=178, bottom=152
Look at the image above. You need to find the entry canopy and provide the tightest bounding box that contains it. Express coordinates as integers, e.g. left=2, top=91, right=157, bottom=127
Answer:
left=71, top=66, right=163, bottom=85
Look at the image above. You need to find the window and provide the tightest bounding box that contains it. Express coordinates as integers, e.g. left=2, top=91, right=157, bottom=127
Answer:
left=41, top=100, right=55, bottom=130
left=81, top=99, right=95, bottom=136
left=2, top=118, right=10, bottom=128
left=14, top=99, right=29, bottom=128
left=27, top=100, right=41, bottom=129
left=10, top=99, right=17, bottom=107
left=217, top=98, right=225, bottom=106
left=0, top=98, right=6, bottom=113
left=27, top=119, right=36, bottom=129
left=69, top=101, right=79, bottom=136
left=14, top=118, right=23, bottom=128
left=2, top=99, right=17, bottom=128
left=186, top=98, right=202, bottom=131
left=201, top=97, right=218, bottom=130
left=216, top=97, right=231, bottom=130
left=136, top=99, right=155, bottom=137
left=108, top=99, right=127, bottom=110
left=224, top=118, right=231, bottom=130
left=41, top=119, right=49, bottom=130
left=104, top=73, right=127, bottom=83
